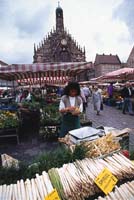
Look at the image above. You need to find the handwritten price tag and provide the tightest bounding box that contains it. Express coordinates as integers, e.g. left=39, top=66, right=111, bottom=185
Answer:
left=45, top=189, right=60, bottom=200
left=95, top=168, right=118, bottom=195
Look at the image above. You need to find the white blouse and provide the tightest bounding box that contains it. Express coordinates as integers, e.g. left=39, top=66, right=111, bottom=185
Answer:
left=59, top=96, right=83, bottom=112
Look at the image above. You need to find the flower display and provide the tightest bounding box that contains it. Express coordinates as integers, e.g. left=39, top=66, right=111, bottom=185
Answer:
left=0, top=111, right=19, bottom=129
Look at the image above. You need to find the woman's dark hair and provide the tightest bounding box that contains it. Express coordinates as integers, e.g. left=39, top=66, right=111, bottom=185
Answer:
left=64, top=82, right=80, bottom=96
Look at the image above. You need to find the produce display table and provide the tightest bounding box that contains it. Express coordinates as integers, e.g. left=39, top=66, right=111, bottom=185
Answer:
left=18, top=107, right=40, bottom=138
left=40, top=121, right=61, bottom=140
left=0, top=128, right=19, bottom=144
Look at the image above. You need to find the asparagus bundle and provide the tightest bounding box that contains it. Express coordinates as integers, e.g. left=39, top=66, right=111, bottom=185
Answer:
left=51, top=153, right=134, bottom=200
left=96, top=180, right=134, bottom=200
left=48, top=168, right=65, bottom=199
left=0, top=171, right=53, bottom=200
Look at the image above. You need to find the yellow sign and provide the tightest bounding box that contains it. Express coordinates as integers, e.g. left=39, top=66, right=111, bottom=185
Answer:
left=45, top=189, right=61, bottom=200
left=95, top=168, right=118, bottom=195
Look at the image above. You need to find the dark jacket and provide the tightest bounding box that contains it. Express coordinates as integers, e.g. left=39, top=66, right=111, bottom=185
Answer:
left=121, top=87, right=133, bottom=98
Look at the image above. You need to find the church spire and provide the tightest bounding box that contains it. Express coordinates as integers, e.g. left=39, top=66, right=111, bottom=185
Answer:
left=34, top=43, right=36, bottom=53
left=56, top=2, right=64, bottom=33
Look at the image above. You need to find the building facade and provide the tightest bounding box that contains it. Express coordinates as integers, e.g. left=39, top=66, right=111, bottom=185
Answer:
left=33, top=5, right=86, bottom=63
left=127, top=46, right=134, bottom=68
left=94, top=54, right=121, bottom=77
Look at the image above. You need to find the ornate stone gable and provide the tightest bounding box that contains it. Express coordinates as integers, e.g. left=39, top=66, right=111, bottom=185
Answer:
left=33, top=5, right=86, bottom=63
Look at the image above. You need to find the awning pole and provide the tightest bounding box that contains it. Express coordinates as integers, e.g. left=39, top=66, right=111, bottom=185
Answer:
left=39, top=72, right=43, bottom=101
left=12, top=80, right=16, bottom=95
left=6, top=80, right=8, bottom=88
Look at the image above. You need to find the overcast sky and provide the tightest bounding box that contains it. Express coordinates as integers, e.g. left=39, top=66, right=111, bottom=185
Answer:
left=0, top=0, right=134, bottom=64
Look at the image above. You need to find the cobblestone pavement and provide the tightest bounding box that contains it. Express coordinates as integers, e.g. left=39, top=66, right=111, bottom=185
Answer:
left=86, top=102, right=134, bottom=130
left=86, top=102, right=134, bottom=152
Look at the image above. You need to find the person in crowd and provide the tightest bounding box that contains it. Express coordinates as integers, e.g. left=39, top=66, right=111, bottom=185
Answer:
left=107, top=83, right=114, bottom=98
left=81, top=85, right=91, bottom=110
left=25, top=89, right=32, bottom=102
left=59, top=82, right=83, bottom=140
left=82, top=85, right=91, bottom=101
left=57, top=86, right=64, bottom=97
left=20, top=90, right=29, bottom=102
left=121, top=82, right=134, bottom=115
left=92, top=85, right=102, bottom=115
left=15, top=90, right=22, bottom=103
left=80, top=86, right=87, bottom=113
left=41, top=86, right=47, bottom=97
left=32, top=89, right=42, bottom=102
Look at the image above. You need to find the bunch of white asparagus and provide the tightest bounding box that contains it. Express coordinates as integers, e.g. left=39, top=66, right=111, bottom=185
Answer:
left=96, top=180, right=134, bottom=200
left=0, top=171, right=53, bottom=200
left=49, top=153, right=134, bottom=200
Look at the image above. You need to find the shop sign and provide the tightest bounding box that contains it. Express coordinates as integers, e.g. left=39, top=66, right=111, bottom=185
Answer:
left=95, top=168, right=118, bottom=195
left=45, top=189, right=60, bottom=200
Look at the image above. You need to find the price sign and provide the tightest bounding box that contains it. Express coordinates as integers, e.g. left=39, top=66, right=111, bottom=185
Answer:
left=95, top=168, right=118, bottom=195
left=45, top=189, right=60, bottom=200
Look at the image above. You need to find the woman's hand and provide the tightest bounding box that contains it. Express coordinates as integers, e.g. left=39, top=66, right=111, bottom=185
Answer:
left=60, top=106, right=79, bottom=114
left=67, top=106, right=75, bottom=112
left=72, top=107, right=80, bottom=115
left=59, top=107, right=74, bottom=113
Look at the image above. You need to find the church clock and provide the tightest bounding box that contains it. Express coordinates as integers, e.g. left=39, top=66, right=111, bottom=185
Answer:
left=61, top=39, right=67, bottom=46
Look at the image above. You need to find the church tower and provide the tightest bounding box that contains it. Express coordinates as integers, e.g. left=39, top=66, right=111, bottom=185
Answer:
left=33, top=4, right=86, bottom=63
left=56, top=3, right=64, bottom=33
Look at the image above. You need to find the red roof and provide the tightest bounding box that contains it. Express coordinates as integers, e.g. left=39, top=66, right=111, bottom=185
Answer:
left=94, top=54, right=121, bottom=65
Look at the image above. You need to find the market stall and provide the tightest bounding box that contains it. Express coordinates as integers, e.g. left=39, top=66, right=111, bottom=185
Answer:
left=91, top=67, right=134, bottom=83
left=103, top=67, right=134, bottom=82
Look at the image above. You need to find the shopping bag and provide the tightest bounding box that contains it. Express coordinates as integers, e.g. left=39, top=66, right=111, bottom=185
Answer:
left=100, top=102, right=103, bottom=110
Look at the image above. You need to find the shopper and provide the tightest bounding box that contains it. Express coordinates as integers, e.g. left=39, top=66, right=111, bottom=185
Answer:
left=107, top=83, right=114, bottom=98
left=82, top=85, right=91, bottom=102
left=92, top=85, right=102, bottom=115
left=59, top=82, right=83, bottom=139
left=121, top=82, right=133, bottom=115
left=80, top=86, right=87, bottom=113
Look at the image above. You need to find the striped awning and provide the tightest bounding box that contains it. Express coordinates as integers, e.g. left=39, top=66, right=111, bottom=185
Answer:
left=0, top=62, right=92, bottom=85
left=91, top=68, right=134, bottom=83
left=103, top=67, right=134, bottom=79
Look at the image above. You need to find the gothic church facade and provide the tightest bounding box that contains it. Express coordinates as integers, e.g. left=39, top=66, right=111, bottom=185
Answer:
left=33, top=5, right=86, bottom=63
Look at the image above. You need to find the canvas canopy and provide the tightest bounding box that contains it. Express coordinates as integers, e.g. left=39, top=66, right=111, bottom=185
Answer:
left=0, top=62, right=92, bottom=85
left=91, top=68, right=134, bottom=83
left=103, top=67, right=134, bottom=79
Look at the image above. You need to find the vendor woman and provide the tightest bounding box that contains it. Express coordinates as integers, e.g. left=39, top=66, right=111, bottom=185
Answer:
left=59, top=82, right=83, bottom=140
